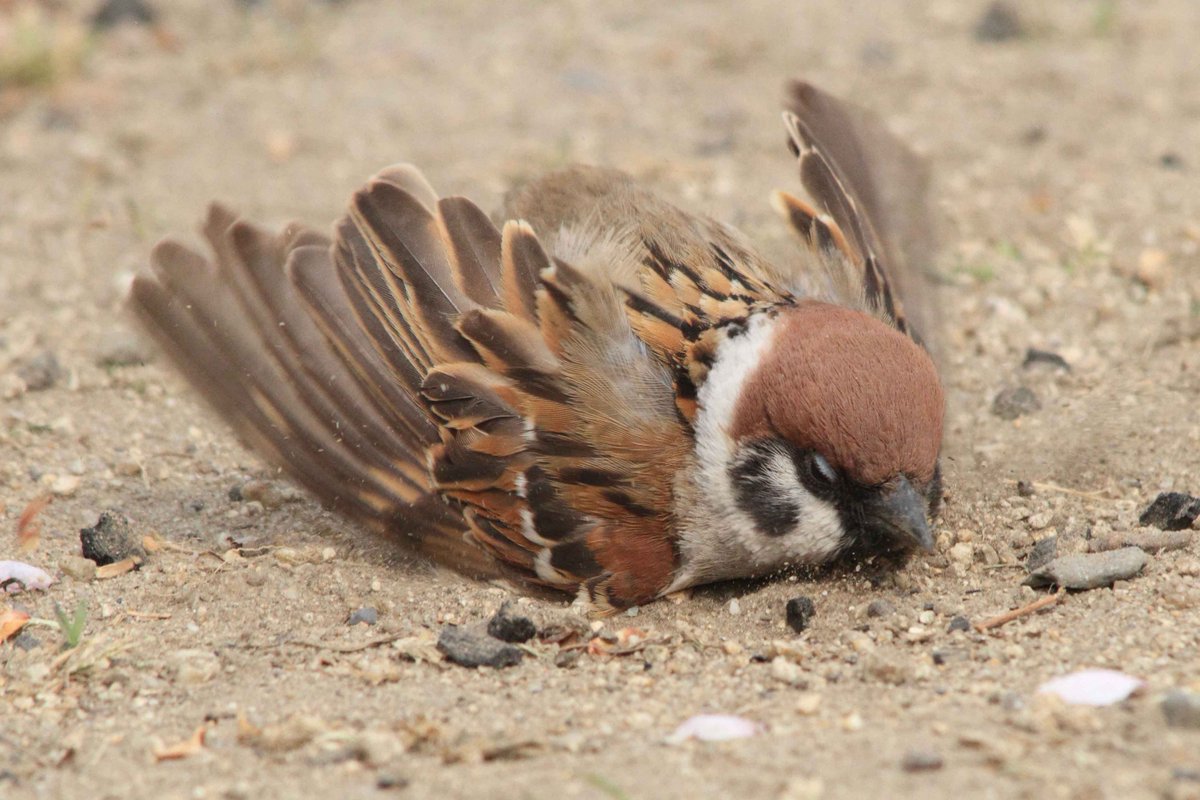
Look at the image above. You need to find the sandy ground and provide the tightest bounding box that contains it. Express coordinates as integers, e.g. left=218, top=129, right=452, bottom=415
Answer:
left=2, top=1, right=1200, bottom=798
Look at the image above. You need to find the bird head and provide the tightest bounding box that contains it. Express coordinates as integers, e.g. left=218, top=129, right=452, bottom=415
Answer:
left=684, top=300, right=944, bottom=583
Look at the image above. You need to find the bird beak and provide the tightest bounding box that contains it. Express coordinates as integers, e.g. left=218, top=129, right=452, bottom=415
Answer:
left=868, top=476, right=934, bottom=553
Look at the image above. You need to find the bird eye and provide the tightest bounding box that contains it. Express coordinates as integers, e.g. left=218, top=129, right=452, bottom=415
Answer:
left=808, top=453, right=838, bottom=486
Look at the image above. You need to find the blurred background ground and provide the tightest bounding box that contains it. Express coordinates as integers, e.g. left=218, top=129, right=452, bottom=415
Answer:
left=1, top=1, right=1199, bottom=799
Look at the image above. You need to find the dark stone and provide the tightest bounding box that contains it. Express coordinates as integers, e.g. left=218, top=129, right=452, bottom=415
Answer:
left=1020, top=125, right=1047, bottom=146
left=17, top=351, right=63, bottom=392
left=974, top=1, right=1024, bottom=42
left=375, top=773, right=409, bottom=790
left=1138, top=492, right=1200, bottom=531
left=785, top=596, right=816, bottom=633
left=1026, top=536, right=1058, bottom=572
left=90, top=0, right=157, bottom=30
left=11, top=631, right=42, bottom=651
left=1017, top=480, right=1036, bottom=497
left=347, top=607, right=378, bottom=626
left=947, top=616, right=971, bottom=633
left=554, top=649, right=581, bottom=669
left=79, top=511, right=145, bottom=566
left=1160, top=152, right=1185, bottom=170
left=486, top=601, right=536, bottom=643
left=1022, top=348, right=1071, bottom=371
left=866, top=599, right=895, bottom=618
left=992, top=386, right=1040, bottom=420
left=1162, top=690, right=1200, bottom=729
left=901, top=749, right=944, bottom=772
left=436, top=626, right=522, bottom=669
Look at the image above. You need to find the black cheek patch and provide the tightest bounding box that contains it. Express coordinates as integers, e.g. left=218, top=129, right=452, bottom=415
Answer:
left=730, top=446, right=801, bottom=537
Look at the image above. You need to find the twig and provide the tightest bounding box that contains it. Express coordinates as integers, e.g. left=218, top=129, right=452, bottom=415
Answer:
left=1028, top=481, right=1107, bottom=499
left=124, top=610, right=172, bottom=620
left=975, top=588, right=1065, bottom=632
left=285, top=632, right=408, bottom=653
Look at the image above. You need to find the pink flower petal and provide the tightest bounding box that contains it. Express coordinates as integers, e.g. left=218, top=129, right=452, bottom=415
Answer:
left=1037, top=669, right=1145, bottom=706
left=667, top=714, right=762, bottom=743
left=0, top=561, right=54, bottom=593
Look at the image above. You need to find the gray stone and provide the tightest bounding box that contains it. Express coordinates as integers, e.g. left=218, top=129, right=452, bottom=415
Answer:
left=866, top=599, right=895, bottom=618
left=901, top=749, right=944, bottom=772
left=1162, top=690, right=1200, bottom=729
left=975, top=1, right=1024, bottom=42
left=991, top=386, right=1040, bottom=420
left=17, top=351, right=63, bottom=392
left=1025, top=547, right=1147, bottom=590
left=437, top=626, right=523, bottom=668
left=347, top=607, right=378, bottom=626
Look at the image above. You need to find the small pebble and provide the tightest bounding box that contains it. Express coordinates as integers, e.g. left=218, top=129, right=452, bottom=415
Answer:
left=866, top=599, right=895, bottom=618
left=94, top=329, right=151, bottom=367
left=436, top=626, right=523, bottom=669
left=901, top=749, right=944, bottom=772
left=376, top=773, right=409, bottom=791
left=949, top=542, right=974, bottom=567
left=348, top=607, right=378, bottom=626
left=795, top=693, right=822, bottom=715
left=771, top=657, right=806, bottom=687
left=974, top=0, right=1024, bottom=42
left=1138, top=492, right=1200, bottom=531
left=79, top=510, right=145, bottom=566
left=239, top=480, right=287, bottom=510
left=1022, top=349, right=1070, bottom=371
left=1162, top=691, right=1200, bottom=729
left=59, top=556, right=97, bottom=582
left=1017, top=480, right=1036, bottom=497
left=554, top=649, right=581, bottom=669
left=487, top=601, right=536, bottom=643
left=1025, top=547, right=1148, bottom=590
left=1026, top=536, right=1058, bottom=571
left=1027, top=511, right=1054, bottom=530
left=785, top=596, right=816, bottom=633
left=991, top=386, right=1040, bottom=420
left=51, top=475, right=80, bottom=497
left=90, top=0, right=157, bottom=30
left=917, top=610, right=935, bottom=625
left=947, top=616, right=971, bottom=633
left=727, top=598, right=741, bottom=616
left=170, top=649, right=221, bottom=685
left=861, top=651, right=913, bottom=686
left=17, top=351, right=63, bottom=392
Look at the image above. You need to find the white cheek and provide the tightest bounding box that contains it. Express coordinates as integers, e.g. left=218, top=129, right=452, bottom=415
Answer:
left=670, top=314, right=847, bottom=592
left=751, top=449, right=846, bottom=564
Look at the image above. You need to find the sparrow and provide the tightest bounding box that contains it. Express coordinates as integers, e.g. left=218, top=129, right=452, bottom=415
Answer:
left=128, top=80, right=944, bottom=612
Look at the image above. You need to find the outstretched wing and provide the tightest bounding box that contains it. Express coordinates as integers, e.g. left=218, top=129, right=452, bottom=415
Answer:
left=777, top=79, right=937, bottom=345
left=130, top=165, right=693, bottom=608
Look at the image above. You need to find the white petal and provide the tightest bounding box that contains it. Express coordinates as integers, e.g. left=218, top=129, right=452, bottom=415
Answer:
left=666, top=714, right=762, bottom=744
left=1037, top=669, right=1145, bottom=706
left=0, top=560, right=55, bottom=593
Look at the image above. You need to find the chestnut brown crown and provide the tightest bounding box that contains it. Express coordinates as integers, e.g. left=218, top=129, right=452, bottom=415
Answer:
left=732, top=301, right=944, bottom=489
